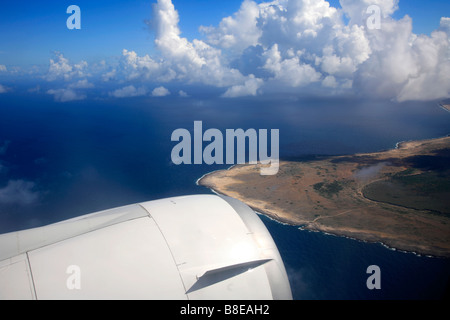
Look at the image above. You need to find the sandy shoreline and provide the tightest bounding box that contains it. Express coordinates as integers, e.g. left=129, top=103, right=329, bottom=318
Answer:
left=197, top=136, right=450, bottom=258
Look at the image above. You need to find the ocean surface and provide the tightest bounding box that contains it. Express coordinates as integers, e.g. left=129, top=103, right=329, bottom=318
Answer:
left=0, top=92, right=449, bottom=299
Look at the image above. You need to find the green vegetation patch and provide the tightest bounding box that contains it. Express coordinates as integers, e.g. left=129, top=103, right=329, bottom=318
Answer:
left=363, top=170, right=450, bottom=215
left=313, top=180, right=344, bottom=198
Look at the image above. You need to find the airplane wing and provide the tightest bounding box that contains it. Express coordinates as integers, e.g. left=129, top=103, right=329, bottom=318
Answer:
left=0, top=195, right=292, bottom=300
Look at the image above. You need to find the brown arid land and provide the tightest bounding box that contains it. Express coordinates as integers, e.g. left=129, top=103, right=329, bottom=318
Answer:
left=198, top=136, right=450, bottom=257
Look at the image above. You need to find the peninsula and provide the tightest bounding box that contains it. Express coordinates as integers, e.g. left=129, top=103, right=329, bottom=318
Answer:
left=198, top=136, right=450, bottom=257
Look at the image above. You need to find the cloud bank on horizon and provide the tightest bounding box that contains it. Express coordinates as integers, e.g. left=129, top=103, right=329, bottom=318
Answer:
left=1, top=0, right=450, bottom=102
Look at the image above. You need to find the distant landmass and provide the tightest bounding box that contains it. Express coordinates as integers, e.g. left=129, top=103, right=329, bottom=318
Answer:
left=198, top=136, right=450, bottom=257
left=439, top=102, right=450, bottom=113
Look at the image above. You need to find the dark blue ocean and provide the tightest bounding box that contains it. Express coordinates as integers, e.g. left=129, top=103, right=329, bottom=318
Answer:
left=0, top=91, right=449, bottom=299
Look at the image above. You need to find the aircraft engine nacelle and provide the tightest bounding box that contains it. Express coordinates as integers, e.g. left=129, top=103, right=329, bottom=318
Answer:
left=0, top=195, right=292, bottom=300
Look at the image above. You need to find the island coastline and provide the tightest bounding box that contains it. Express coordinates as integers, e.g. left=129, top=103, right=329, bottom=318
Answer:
left=197, top=136, right=450, bottom=258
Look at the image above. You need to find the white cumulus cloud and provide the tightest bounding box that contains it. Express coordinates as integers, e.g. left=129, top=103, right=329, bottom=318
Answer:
left=0, top=84, right=10, bottom=93
left=45, top=53, right=89, bottom=82
left=47, top=88, right=86, bottom=102
left=200, top=0, right=262, bottom=53
left=178, top=90, right=189, bottom=97
left=33, top=0, right=450, bottom=101
left=0, top=180, right=39, bottom=206
left=119, top=0, right=258, bottom=96
left=197, top=0, right=450, bottom=101
left=152, top=86, right=170, bottom=97
left=68, top=79, right=94, bottom=89
left=110, top=85, right=148, bottom=98
left=222, top=75, right=263, bottom=97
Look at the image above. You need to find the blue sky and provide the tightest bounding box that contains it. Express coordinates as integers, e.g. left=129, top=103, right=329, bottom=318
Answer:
left=0, top=0, right=248, bottom=66
left=0, top=0, right=449, bottom=102
left=393, top=0, right=450, bottom=34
